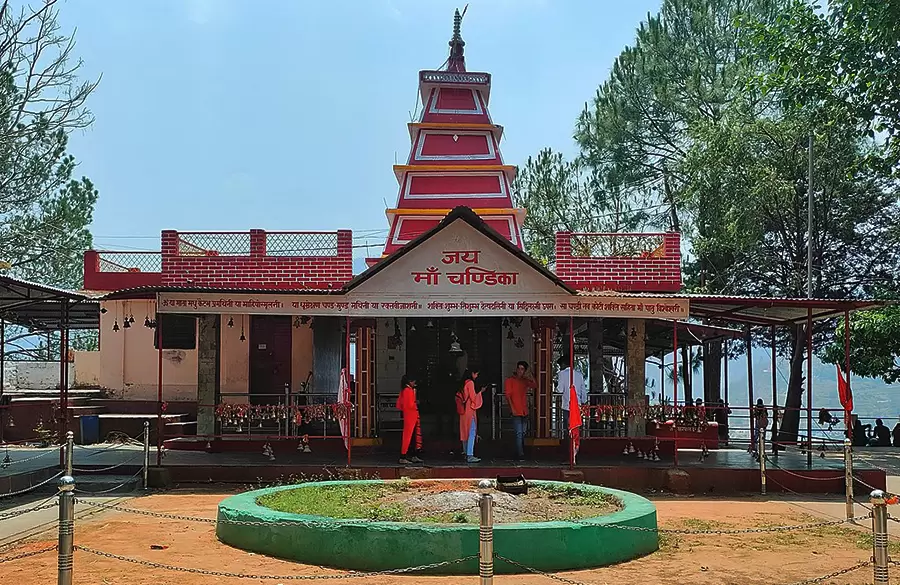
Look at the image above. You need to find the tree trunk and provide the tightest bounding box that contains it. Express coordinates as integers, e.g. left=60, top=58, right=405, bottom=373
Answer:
left=703, top=340, right=722, bottom=405
left=681, top=346, right=693, bottom=404
left=777, top=325, right=806, bottom=445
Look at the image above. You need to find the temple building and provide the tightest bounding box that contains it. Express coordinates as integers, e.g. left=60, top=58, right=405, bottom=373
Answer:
left=2, top=10, right=874, bottom=467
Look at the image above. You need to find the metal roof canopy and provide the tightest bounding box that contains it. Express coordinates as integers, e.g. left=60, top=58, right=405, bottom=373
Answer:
left=0, top=275, right=100, bottom=330
left=685, top=295, right=886, bottom=326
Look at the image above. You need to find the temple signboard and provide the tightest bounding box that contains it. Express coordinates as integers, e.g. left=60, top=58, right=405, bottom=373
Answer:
left=157, top=292, right=688, bottom=319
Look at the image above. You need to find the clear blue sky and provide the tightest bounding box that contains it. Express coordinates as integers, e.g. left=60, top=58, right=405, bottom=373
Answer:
left=56, top=0, right=661, bottom=259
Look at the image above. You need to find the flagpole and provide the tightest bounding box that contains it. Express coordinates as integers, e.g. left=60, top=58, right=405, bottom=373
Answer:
left=569, top=316, right=575, bottom=469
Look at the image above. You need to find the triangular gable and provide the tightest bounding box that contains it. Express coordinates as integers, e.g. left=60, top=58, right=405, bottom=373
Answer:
left=345, top=207, right=572, bottom=298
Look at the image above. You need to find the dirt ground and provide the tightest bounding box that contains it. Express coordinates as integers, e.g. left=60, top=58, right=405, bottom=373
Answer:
left=0, top=490, right=883, bottom=585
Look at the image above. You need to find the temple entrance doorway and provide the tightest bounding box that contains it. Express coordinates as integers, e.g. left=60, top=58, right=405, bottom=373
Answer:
left=249, top=316, right=292, bottom=405
left=405, top=317, right=502, bottom=447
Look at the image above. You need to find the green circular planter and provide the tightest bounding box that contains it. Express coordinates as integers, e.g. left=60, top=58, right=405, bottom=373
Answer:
left=216, top=479, right=658, bottom=575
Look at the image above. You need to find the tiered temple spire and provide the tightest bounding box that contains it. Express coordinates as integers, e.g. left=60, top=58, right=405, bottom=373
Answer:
left=371, top=9, right=526, bottom=265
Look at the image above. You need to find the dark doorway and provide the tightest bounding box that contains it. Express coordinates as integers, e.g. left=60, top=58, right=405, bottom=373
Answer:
left=249, top=316, right=292, bottom=404
left=406, top=317, right=502, bottom=444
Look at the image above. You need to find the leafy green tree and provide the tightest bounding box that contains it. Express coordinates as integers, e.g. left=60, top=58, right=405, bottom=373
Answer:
left=513, top=149, right=649, bottom=265
left=823, top=307, right=900, bottom=385
left=0, top=0, right=99, bottom=360
left=518, top=0, right=900, bottom=443
left=748, top=0, right=900, bottom=169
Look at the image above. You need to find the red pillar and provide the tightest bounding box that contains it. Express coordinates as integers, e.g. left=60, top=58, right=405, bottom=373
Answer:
left=672, top=320, right=679, bottom=467
left=345, top=314, right=352, bottom=467
left=156, top=309, right=164, bottom=466
left=568, top=316, right=574, bottom=469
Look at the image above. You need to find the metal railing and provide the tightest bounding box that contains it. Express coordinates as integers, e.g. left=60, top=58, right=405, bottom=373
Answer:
left=96, top=251, right=162, bottom=273
left=568, top=232, right=668, bottom=258
left=176, top=232, right=252, bottom=257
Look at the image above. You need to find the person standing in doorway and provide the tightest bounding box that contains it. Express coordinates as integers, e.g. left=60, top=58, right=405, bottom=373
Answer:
left=555, top=356, right=586, bottom=438
left=457, top=368, right=483, bottom=463
left=396, top=375, right=423, bottom=465
left=504, top=361, right=536, bottom=460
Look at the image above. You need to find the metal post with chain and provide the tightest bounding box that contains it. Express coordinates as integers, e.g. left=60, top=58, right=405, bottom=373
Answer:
left=65, top=431, right=74, bottom=477
left=143, top=421, right=150, bottom=490
left=759, top=428, right=766, bottom=495
left=870, top=490, right=889, bottom=584
left=478, top=480, right=494, bottom=585
left=57, top=475, right=75, bottom=585
left=844, top=439, right=853, bottom=521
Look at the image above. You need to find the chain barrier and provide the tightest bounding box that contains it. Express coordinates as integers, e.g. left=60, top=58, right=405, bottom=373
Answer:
left=74, top=498, right=482, bottom=527
left=494, top=554, right=590, bottom=585
left=0, top=470, right=64, bottom=500
left=490, top=502, right=869, bottom=535
left=72, top=453, right=143, bottom=473
left=0, top=497, right=58, bottom=520
left=74, top=546, right=477, bottom=580
left=1, top=447, right=60, bottom=467
left=763, top=457, right=844, bottom=482
left=72, top=469, right=143, bottom=495
left=0, top=544, right=58, bottom=564
left=785, top=560, right=872, bottom=585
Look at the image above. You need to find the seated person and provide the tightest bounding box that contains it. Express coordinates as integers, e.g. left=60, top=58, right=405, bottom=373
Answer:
left=852, top=419, right=871, bottom=447
left=893, top=422, right=900, bottom=448
left=870, top=418, right=891, bottom=447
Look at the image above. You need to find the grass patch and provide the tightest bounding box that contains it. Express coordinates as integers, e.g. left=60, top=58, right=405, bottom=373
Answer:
left=258, top=483, right=410, bottom=521
left=257, top=481, right=620, bottom=524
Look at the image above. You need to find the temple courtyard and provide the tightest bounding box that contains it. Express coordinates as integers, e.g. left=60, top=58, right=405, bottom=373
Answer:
left=2, top=478, right=899, bottom=584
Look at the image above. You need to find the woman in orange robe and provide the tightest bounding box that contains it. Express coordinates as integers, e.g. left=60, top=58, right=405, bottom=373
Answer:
left=396, top=375, right=422, bottom=464
left=458, top=368, right=483, bottom=463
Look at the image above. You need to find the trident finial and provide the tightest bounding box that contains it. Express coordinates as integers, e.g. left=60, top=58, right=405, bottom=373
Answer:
left=447, top=6, right=467, bottom=72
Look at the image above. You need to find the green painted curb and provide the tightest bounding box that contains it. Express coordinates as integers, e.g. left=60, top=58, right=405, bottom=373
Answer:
left=216, top=479, right=658, bottom=575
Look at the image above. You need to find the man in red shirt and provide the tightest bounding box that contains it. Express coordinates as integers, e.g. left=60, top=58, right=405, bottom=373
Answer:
left=504, top=361, right=536, bottom=460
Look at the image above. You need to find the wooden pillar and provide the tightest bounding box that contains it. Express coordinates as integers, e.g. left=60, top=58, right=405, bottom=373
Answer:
left=196, top=314, right=220, bottom=438
left=532, top=320, right=553, bottom=439
left=625, top=318, right=646, bottom=437
left=354, top=324, right=376, bottom=439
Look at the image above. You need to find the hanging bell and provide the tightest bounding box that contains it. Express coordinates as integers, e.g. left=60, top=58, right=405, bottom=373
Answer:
left=507, top=329, right=515, bottom=340
left=628, top=443, right=636, bottom=454
left=622, top=445, right=629, bottom=456
left=240, top=332, right=245, bottom=342
left=144, top=316, right=152, bottom=328
left=112, top=320, right=120, bottom=332
left=227, top=317, right=234, bottom=328
left=123, top=318, right=131, bottom=329
left=129, top=315, right=135, bottom=324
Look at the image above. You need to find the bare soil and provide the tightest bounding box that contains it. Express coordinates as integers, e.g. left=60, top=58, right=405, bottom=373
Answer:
left=0, top=491, right=880, bottom=585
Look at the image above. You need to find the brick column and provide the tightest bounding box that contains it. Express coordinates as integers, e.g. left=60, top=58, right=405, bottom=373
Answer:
left=249, top=229, right=266, bottom=257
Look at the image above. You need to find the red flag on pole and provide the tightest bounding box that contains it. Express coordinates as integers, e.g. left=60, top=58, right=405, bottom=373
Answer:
left=569, top=385, right=581, bottom=459
left=836, top=366, right=853, bottom=412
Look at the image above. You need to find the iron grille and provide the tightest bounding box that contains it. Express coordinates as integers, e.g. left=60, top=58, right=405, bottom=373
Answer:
left=266, top=232, right=338, bottom=257
left=570, top=233, right=666, bottom=258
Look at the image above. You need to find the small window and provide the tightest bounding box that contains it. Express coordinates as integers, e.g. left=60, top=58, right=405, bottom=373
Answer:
left=154, top=314, right=197, bottom=350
